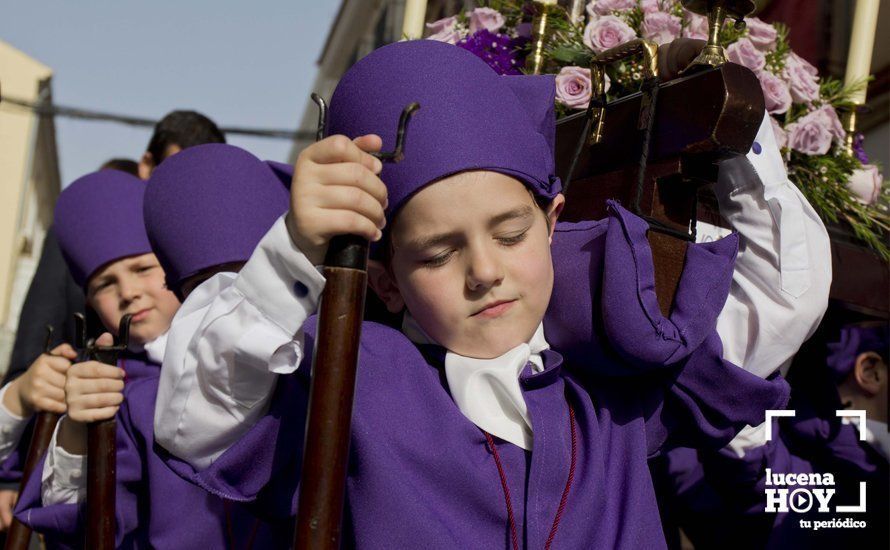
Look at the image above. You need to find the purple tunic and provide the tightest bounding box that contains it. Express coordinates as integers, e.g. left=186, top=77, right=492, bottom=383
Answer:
left=13, top=353, right=284, bottom=549
left=161, top=205, right=789, bottom=549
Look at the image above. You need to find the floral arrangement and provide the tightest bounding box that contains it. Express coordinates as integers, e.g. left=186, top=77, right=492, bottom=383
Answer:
left=425, top=0, right=888, bottom=258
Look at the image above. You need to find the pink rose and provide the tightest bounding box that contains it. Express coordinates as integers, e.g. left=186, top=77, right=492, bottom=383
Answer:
left=641, top=0, right=660, bottom=13
left=787, top=51, right=817, bottom=76
left=745, top=18, right=777, bottom=50
left=584, top=15, right=637, bottom=53
left=782, top=51, right=820, bottom=103
left=555, top=66, right=605, bottom=109
left=642, top=11, right=682, bottom=46
left=683, top=13, right=709, bottom=40
left=785, top=109, right=834, bottom=155
left=758, top=70, right=792, bottom=114
left=426, top=16, right=460, bottom=44
left=467, top=7, right=505, bottom=34
left=812, top=104, right=845, bottom=143
left=645, top=0, right=679, bottom=11
left=769, top=116, right=788, bottom=149
left=588, top=0, right=637, bottom=16
left=727, top=38, right=766, bottom=73
left=847, top=164, right=883, bottom=205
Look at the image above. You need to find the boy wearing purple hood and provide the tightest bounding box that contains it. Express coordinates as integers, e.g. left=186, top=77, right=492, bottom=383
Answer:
left=13, top=166, right=285, bottom=548
left=154, top=40, right=830, bottom=548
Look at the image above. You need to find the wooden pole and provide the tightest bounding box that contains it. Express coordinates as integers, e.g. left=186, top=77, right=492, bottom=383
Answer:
left=84, top=314, right=131, bottom=550
left=292, top=238, right=368, bottom=549
left=5, top=327, right=61, bottom=550
left=293, top=100, right=418, bottom=549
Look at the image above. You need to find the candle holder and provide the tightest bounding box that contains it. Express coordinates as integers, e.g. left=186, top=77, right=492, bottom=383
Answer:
left=529, top=1, right=558, bottom=75
left=569, top=0, right=586, bottom=25
left=681, top=0, right=756, bottom=70
left=838, top=104, right=867, bottom=156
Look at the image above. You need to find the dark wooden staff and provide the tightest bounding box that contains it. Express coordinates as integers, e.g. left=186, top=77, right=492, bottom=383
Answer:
left=82, top=313, right=131, bottom=550
left=4, top=326, right=61, bottom=550
left=293, top=96, right=419, bottom=550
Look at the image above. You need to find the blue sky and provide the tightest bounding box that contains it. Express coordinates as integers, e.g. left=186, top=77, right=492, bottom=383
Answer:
left=2, top=1, right=341, bottom=184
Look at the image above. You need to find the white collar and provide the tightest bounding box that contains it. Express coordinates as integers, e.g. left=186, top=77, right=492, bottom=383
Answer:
left=402, top=311, right=549, bottom=450
left=143, top=331, right=169, bottom=365
left=864, top=419, right=890, bottom=460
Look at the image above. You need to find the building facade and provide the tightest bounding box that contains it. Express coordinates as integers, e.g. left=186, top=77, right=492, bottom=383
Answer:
left=0, top=41, right=61, bottom=375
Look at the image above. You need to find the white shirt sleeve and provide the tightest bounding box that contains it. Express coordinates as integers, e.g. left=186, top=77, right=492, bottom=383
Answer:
left=40, top=417, right=86, bottom=506
left=0, top=383, right=31, bottom=462
left=709, top=111, right=832, bottom=379
left=154, top=215, right=326, bottom=469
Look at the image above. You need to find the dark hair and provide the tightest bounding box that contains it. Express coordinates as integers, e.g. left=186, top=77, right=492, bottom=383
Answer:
left=99, top=158, right=140, bottom=177
left=147, top=110, right=225, bottom=165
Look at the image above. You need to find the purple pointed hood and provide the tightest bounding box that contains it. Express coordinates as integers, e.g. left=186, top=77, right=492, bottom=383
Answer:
left=143, top=143, right=289, bottom=293
left=825, top=324, right=888, bottom=382
left=327, top=39, right=560, bottom=222
left=54, top=170, right=153, bottom=288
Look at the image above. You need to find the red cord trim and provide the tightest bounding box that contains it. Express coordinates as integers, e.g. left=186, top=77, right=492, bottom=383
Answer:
left=545, top=403, right=577, bottom=549
left=484, top=400, right=577, bottom=550
left=485, top=431, right=521, bottom=550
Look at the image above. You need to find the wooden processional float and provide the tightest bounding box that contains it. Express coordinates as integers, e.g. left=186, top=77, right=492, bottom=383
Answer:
left=555, top=0, right=763, bottom=316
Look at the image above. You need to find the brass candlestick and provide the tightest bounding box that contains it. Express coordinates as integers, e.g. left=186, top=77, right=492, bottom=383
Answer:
left=529, top=1, right=558, bottom=75
left=682, top=0, right=756, bottom=69
left=569, top=0, right=586, bottom=24
left=840, top=106, right=859, bottom=155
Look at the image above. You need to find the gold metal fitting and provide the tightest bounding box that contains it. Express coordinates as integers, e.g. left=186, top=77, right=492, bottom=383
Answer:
left=681, top=0, right=756, bottom=71
left=587, top=39, right=659, bottom=145
left=529, top=2, right=556, bottom=75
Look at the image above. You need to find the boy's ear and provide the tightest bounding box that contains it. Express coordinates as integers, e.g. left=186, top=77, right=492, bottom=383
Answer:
left=138, top=152, right=155, bottom=181
left=546, top=193, right=565, bottom=243
left=367, top=260, right=405, bottom=313
left=853, top=351, right=885, bottom=396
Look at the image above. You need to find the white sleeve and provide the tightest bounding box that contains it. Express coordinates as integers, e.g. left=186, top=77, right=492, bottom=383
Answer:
left=154, top=215, right=326, bottom=470
left=0, top=384, right=31, bottom=462
left=710, top=111, right=832, bottom=379
left=40, top=418, right=86, bottom=506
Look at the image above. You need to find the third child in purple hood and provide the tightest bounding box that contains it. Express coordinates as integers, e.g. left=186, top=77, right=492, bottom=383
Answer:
left=154, top=40, right=830, bottom=548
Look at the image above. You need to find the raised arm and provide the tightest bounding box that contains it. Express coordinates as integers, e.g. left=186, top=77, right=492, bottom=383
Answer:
left=711, top=111, right=832, bottom=377
left=153, top=216, right=325, bottom=469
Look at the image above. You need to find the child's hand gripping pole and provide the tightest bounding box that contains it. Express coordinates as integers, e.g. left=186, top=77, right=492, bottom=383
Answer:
left=293, top=96, right=418, bottom=550
left=80, top=313, right=131, bottom=550
left=4, top=326, right=62, bottom=550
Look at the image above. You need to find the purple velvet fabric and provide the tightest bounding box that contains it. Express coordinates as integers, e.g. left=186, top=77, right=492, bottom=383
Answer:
left=159, top=206, right=788, bottom=549
left=327, top=40, right=560, bottom=222
left=144, top=144, right=289, bottom=293
left=264, top=160, right=294, bottom=189
left=825, top=324, right=889, bottom=382
left=13, top=352, right=284, bottom=549
left=546, top=201, right=739, bottom=374
left=53, top=171, right=152, bottom=288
